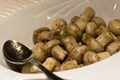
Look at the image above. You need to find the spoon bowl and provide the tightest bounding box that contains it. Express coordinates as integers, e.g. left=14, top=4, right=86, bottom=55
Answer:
left=3, top=40, right=33, bottom=64
left=3, top=40, right=64, bottom=80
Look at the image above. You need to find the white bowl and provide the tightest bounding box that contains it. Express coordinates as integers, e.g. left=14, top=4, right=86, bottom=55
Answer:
left=0, top=0, right=120, bottom=80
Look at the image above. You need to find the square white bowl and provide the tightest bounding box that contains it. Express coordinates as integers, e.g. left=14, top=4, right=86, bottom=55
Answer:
left=0, top=0, right=120, bottom=80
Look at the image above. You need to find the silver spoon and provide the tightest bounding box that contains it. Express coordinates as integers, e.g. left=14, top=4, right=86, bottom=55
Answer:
left=3, top=40, right=64, bottom=80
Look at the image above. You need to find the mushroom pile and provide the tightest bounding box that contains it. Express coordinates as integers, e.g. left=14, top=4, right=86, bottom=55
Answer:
left=21, top=7, right=120, bottom=73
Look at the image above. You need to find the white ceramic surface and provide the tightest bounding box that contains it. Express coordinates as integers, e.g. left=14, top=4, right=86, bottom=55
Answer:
left=0, top=0, right=120, bottom=80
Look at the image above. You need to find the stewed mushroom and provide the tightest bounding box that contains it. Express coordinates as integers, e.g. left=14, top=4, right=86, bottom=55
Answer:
left=21, top=7, right=120, bottom=73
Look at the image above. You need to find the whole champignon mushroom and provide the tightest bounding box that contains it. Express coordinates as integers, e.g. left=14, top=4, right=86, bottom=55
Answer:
left=96, top=31, right=114, bottom=47
left=75, top=18, right=87, bottom=33
left=80, top=7, right=95, bottom=22
left=32, top=42, right=47, bottom=62
left=97, top=52, right=110, bottom=60
left=51, top=18, right=67, bottom=40
left=92, top=16, right=106, bottom=27
left=60, top=60, right=78, bottom=71
left=42, top=57, right=57, bottom=72
left=108, top=19, right=120, bottom=36
left=62, top=36, right=79, bottom=52
left=106, top=40, right=120, bottom=55
left=51, top=18, right=67, bottom=31
left=85, top=22, right=97, bottom=37
left=33, top=27, right=50, bottom=44
left=45, top=39, right=61, bottom=56
left=82, top=33, right=104, bottom=52
left=83, top=51, right=99, bottom=65
left=51, top=45, right=68, bottom=61
left=37, top=30, right=55, bottom=41
left=67, top=45, right=88, bottom=64
left=67, top=23, right=82, bottom=41
left=54, top=60, right=78, bottom=71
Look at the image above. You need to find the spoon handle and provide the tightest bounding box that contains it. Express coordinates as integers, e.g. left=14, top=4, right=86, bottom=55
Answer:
left=29, top=59, right=64, bottom=80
